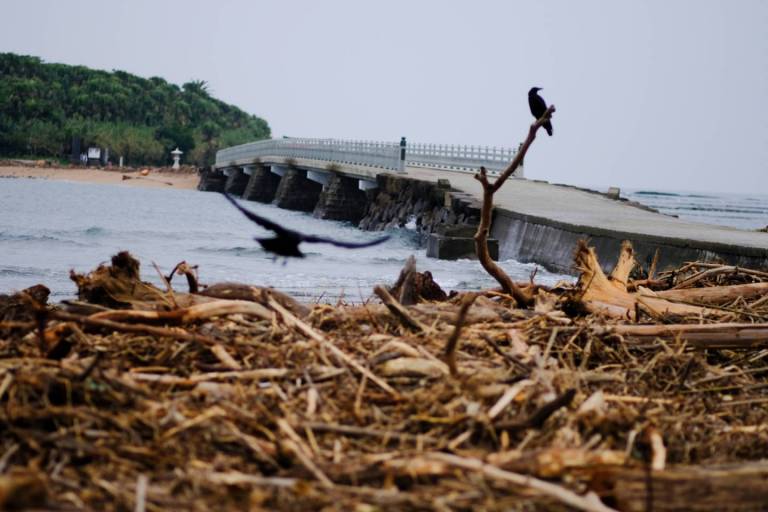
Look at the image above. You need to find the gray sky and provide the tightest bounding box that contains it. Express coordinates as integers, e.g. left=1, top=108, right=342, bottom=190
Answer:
left=2, top=0, right=766, bottom=194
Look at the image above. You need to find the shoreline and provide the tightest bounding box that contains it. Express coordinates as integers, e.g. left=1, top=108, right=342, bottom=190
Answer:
left=0, top=164, right=199, bottom=190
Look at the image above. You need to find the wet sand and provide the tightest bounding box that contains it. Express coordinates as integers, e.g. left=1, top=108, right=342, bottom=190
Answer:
left=0, top=165, right=199, bottom=190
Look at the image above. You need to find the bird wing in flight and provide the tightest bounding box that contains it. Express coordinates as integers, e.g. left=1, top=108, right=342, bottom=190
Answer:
left=222, top=192, right=289, bottom=235
left=302, top=234, right=391, bottom=249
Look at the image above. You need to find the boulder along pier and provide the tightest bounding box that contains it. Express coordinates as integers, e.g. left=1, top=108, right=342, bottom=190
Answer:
left=198, top=137, right=768, bottom=274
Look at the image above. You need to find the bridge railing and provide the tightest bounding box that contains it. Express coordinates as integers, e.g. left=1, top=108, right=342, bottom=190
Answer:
left=215, top=138, right=521, bottom=177
left=405, top=142, right=519, bottom=176
left=216, top=138, right=404, bottom=171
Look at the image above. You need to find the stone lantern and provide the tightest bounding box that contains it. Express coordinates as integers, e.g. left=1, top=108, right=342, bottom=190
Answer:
left=171, top=147, right=183, bottom=170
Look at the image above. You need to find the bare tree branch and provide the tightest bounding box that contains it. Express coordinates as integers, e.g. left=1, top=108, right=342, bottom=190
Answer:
left=473, top=105, right=556, bottom=306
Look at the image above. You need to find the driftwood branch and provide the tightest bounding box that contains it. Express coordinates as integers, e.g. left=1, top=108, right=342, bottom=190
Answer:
left=474, top=105, right=555, bottom=306
left=496, top=388, right=576, bottom=431
left=373, top=285, right=428, bottom=333
left=443, top=292, right=479, bottom=376
left=165, top=261, right=199, bottom=293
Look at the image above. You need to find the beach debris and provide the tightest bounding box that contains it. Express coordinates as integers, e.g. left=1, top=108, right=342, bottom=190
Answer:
left=388, top=255, right=448, bottom=305
left=70, top=251, right=173, bottom=309
left=1, top=241, right=768, bottom=510
left=373, top=284, right=429, bottom=332
left=569, top=240, right=724, bottom=320
left=0, top=470, right=47, bottom=510
left=0, top=284, right=49, bottom=336
left=603, top=461, right=768, bottom=511
left=164, top=260, right=199, bottom=292
left=222, top=191, right=390, bottom=258
left=121, top=173, right=174, bottom=185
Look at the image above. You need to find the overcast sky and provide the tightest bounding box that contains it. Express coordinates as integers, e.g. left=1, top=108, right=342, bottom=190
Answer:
left=2, top=0, right=766, bottom=194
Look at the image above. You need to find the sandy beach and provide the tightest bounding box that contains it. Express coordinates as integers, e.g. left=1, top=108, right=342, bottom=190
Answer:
left=0, top=164, right=200, bottom=190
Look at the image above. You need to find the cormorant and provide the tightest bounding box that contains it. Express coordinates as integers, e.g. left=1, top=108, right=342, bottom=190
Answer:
left=528, top=87, right=553, bottom=136
left=222, top=192, right=390, bottom=258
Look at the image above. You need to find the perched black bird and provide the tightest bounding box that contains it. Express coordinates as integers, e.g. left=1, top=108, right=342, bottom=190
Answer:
left=222, top=192, right=390, bottom=258
left=528, top=87, right=553, bottom=136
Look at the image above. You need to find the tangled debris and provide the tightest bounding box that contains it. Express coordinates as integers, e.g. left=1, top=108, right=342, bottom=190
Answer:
left=1, top=243, right=768, bottom=511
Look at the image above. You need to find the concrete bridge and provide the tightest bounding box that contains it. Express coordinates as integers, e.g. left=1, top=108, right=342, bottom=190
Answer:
left=200, top=137, right=768, bottom=273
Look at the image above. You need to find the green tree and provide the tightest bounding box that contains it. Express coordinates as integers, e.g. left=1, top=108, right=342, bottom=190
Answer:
left=0, top=52, right=271, bottom=163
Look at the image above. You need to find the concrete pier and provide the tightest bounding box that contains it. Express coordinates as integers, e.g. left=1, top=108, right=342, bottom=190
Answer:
left=314, top=174, right=369, bottom=222
left=197, top=168, right=226, bottom=192
left=243, top=164, right=280, bottom=203
left=404, top=167, right=768, bottom=273
left=273, top=168, right=322, bottom=212
left=223, top=168, right=249, bottom=196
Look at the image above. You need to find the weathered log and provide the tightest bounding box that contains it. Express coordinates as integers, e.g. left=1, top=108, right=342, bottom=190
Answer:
left=198, top=282, right=309, bottom=317
left=573, top=242, right=718, bottom=320
left=653, top=282, right=768, bottom=304
left=87, top=299, right=272, bottom=324
left=601, top=461, right=768, bottom=512
left=573, top=241, right=638, bottom=319
left=592, top=322, right=768, bottom=349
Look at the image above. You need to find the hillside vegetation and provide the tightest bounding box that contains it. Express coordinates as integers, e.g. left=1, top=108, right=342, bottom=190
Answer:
left=0, top=53, right=270, bottom=166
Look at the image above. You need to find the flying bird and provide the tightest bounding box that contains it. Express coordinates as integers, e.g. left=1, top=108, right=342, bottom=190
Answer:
left=222, top=192, right=390, bottom=258
left=528, top=87, right=553, bottom=136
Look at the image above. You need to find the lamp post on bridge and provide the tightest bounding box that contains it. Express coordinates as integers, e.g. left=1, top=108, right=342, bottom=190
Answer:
left=400, top=137, right=406, bottom=171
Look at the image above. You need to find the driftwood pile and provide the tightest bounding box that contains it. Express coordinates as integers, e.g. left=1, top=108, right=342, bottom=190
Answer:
left=1, top=244, right=768, bottom=511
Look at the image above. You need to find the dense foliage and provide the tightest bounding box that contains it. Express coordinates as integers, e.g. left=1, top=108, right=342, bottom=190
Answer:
left=0, top=53, right=270, bottom=166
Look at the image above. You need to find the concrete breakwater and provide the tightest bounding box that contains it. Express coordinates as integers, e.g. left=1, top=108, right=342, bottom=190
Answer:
left=199, top=165, right=768, bottom=274
left=492, top=209, right=768, bottom=274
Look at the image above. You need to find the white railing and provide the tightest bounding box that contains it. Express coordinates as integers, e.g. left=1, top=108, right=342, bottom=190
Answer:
left=405, top=142, right=519, bottom=176
left=215, top=138, right=521, bottom=177
left=216, top=138, right=403, bottom=171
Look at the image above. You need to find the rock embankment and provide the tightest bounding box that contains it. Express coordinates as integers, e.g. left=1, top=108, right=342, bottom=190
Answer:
left=359, top=174, right=483, bottom=239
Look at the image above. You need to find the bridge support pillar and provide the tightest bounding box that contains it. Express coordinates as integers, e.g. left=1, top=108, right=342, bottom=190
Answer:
left=243, top=164, right=281, bottom=203
left=223, top=167, right=249, bottom=196
left=273, top=168, right=322, bottom=212
left=197, top=168, right=226, bottom=192
left=314, top=173, right=369, bottom=222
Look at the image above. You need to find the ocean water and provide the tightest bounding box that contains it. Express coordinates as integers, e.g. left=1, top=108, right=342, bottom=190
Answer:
left=0, top=179, right=570, bottom=302
left=623, top=189, right=768, bottom=230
